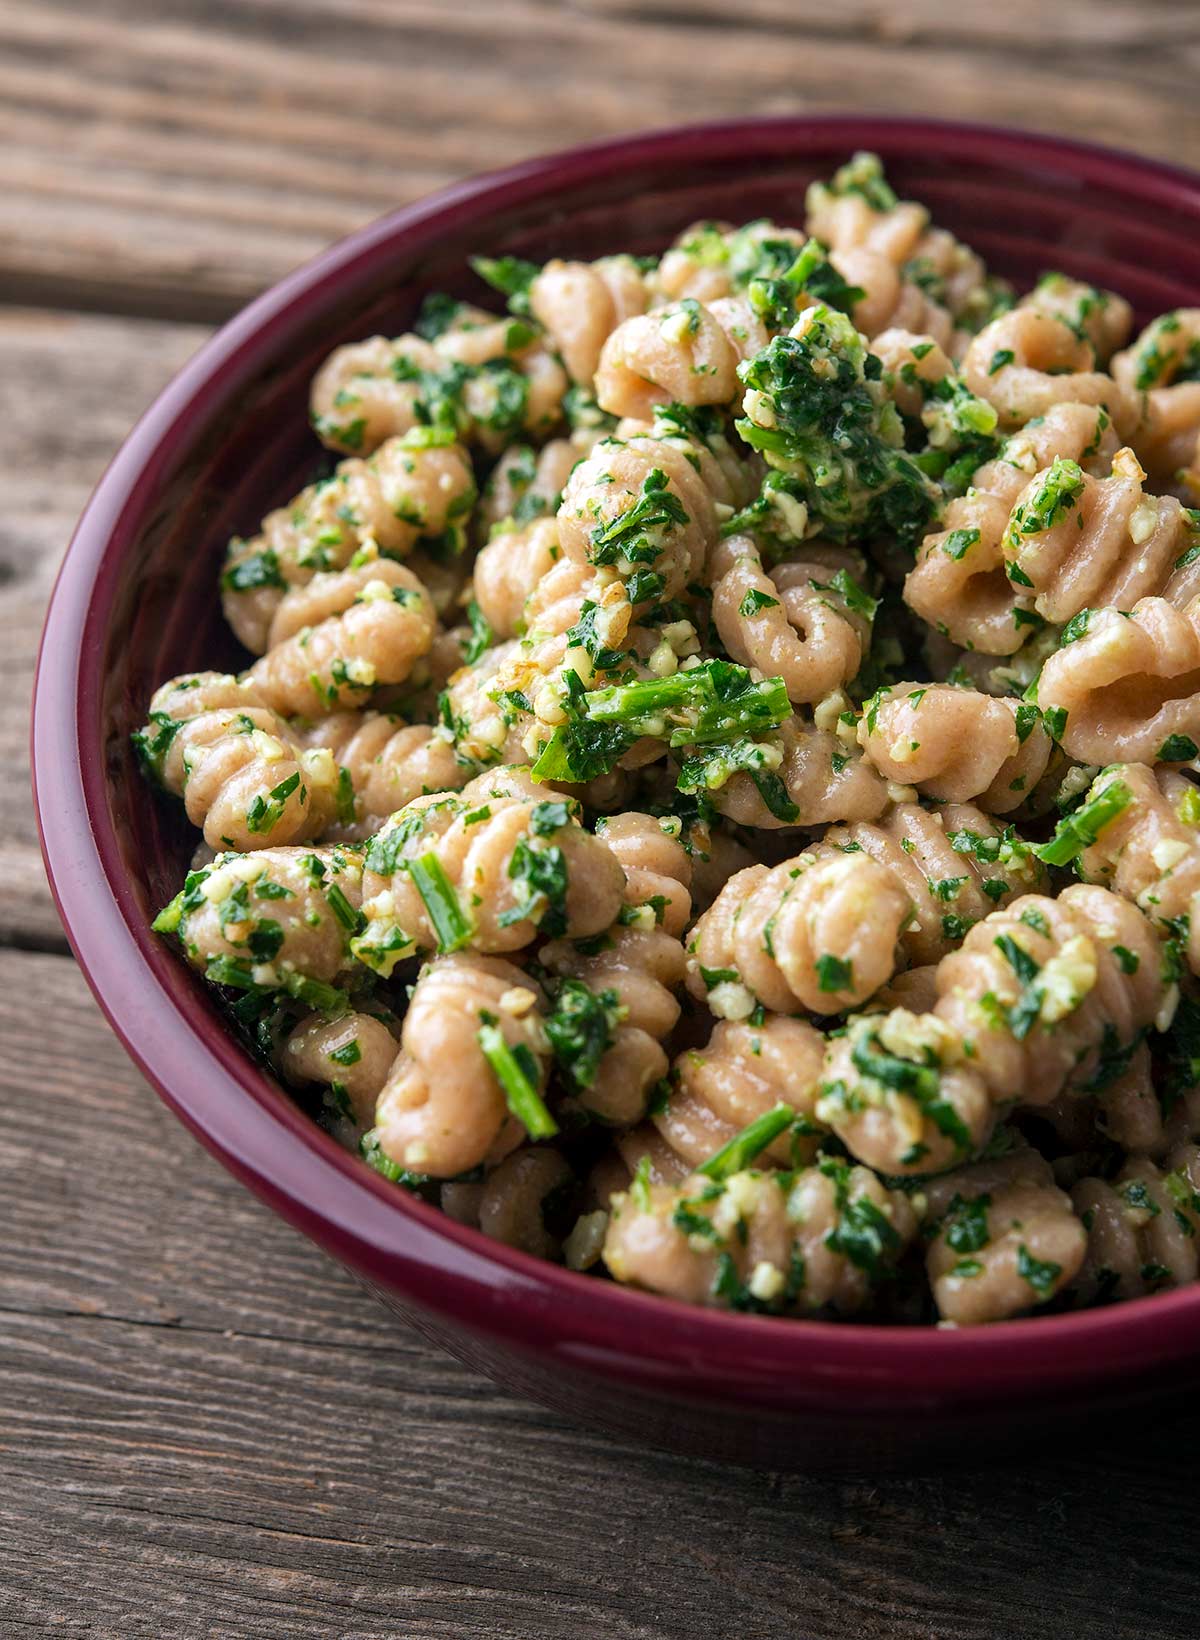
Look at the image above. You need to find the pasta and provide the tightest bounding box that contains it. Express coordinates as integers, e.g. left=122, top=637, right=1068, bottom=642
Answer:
left=1111, top=310, right=1200, bottom=494
left=922, top=1149, right=1086, bottom=1325
left=140, top=151, right=1200, bottom=1328
left=222, top=430, right=475, bottom=654
left=857, top=683, right=1055, bottom=812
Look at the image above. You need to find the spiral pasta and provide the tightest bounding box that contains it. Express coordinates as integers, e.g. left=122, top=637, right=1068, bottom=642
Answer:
left=282, top=1006, right=402, bottom=1130
left=372, top=953, right=550, bottom=1177
left=536, top=811, right=692, bottom=1126
left=1035, top=597, right=1200, bottom=767
left=294, top=710, right=469, bottom=835
left=805, top=151, right=1001, bottom=349
left=688, top=800, right=1040, bottom=1018
left=352, top=769, right=625, bottom=973
left=135, top=671, right=341, bottom=851
left=155, top=844, right=366, bottom=995
left=556, top=432, right=717, bottom=605
left=602, top=1155, right=918, bottom=1315
left=528, top=255, right=653, bottom=387
left=710, top=534, right=874, bottom=706
left=443, top=1145, right=575, bottom=1261
left=711, top=714, right=890, bottom=830
left=472, top=516, right=562, bottom=639
left=856, top=683, right=1054, bottom=813
left=222, top=432, right=475, bottom=654
left=904, top=402, right=1120, bottom=655
left=687, top=851, right=912, bottom=1018
left=962, top=309, right=1136, bottom=437
left=817, top=884, right=1167, bottom=1175
left=999, top=447, right=1199, bottom=626
left=643, top=1015, right=828, bottom=1182
left=1112, top=310, right=1200, bottom=493
left=922, top=1148, right=1086, bottom=1324
left=245, top=558, right=438, bottom=719
left=1062, top=762, right=1200, bottom=971
left=1071, top=1147, right=1200, bottom=1304
left=1020, top=273, right=1133, bottom=366
left=476, top=436, right=591, bottom=541
left=824, top=801, right=1045, bottom=965
left=310, top=315, right=568, bottom=457
left=595, top=296, right=769, bottom=420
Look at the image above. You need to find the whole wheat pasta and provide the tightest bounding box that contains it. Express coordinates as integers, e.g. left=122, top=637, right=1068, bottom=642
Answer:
left=999, top=447, right=1199, bottom=625
left=294, top=709, right=470, bottom=835
left=247, top=557, right=438, bottom=719
left=637, top=1014, right=828, bottom=1184
left=352, top=769, right=625, bottom=973
left=962, top=309, right=1137, bottom=437
left=529, top=255, right=653, bottom=387
left=1035, top=596, right=1200, bottom=768
left=687, top=850, right=913, bottom=1017
left=823, top=801, right=1045, bottom=966
left=155, top=844, right=366, bottom=995
left=711, top=714, right=890, bottom=830
left=371, top=953, right=550, bottom=1178
left=904, top=402, right=1120, bottom=655
left=1061, top=762, right=1200, bottom=971
left=922, top=1148, right=1087, bottom=1324
left=472, top=1146, right=575, bottom=1260
left=595, top=297, right=769, bottom=420
left=536, top=811, right=693, bottom=1126
left=309, top=332, right=441, bottom=453
left=556, top=433, right=717, bottom=605
left=856, top=683, right=1054, bottom=813
left=135, top=671, right=340, bottom=851
left=221, top=431, right=475, bottom=654
left=710, top=534, right=874, bottom=706
left=652, top=219, right=808, bottom=307
left=1036, top=1034, right=1200, bottom=1163
left=817, top=884, right=1166, bottom=1175
left=805, top=151, right=1002, bottom=349
left=476, top=434, right=592, bottom=540
left=281, top=1007, right=402, bottom=1130
left=1019, top=273, right=1133, bottom=365
left=602, top=1155, right=918, bottom=1315
left=1071, top=1147, right=1200, bottom=1305
left=310, top=315, right=568, bottom=457
left=933, top=885, right=1168, bottom=1109
left=472, top=516, right=563, bottom=639
left=1112, top=310, right=1200, bottom=493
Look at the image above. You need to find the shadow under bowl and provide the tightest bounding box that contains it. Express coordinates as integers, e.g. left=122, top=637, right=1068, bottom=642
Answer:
left=32, top=115, right=1200, bottom=1471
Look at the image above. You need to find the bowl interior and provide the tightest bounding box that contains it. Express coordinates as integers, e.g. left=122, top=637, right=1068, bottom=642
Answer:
left=37, top=119, right=1200, bottom=1407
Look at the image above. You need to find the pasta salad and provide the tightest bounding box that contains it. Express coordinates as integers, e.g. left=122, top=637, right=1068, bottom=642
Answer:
left=140, top=152, right=1200, bottom=1327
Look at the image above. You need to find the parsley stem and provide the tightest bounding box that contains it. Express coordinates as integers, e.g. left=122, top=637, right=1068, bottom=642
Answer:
left=1035, top=780, right=1133, bottom=867
left=696, top=1102, right=796, bottom=1181
left=583, top=661, right=790, bottom=746
left=406, top=852, right=473, bottom=952
left=476, top=1023, right=558, bottom=1140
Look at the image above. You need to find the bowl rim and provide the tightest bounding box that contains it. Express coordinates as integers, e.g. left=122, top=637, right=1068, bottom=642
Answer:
left=32, top=113, right=1200, bottom=1403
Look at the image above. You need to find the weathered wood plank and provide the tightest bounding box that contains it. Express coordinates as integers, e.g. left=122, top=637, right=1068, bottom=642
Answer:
left=0, top=306, right=209, bottom=945
left=1, top=947, right=1200, bottom=1640
left=0, top=0, right=1196, bottom=321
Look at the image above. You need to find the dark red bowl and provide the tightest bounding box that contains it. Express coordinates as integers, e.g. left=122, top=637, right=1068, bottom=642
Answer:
left=33, top=117, right=1200, bottom=1471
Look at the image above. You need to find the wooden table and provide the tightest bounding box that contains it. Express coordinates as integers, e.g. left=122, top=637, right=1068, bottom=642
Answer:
left=4, top=4, right=1200, bottom=1633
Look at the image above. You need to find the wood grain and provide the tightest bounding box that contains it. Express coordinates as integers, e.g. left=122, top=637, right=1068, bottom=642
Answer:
left=0, top=306, right=208, bottom=946
left=0, top=0, right=1196, bottom=322
left=2, top=947, right=1199, bottom=1640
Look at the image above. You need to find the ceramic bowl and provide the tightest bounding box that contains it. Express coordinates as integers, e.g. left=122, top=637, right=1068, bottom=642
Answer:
left=33, top=117, right=1200, bottom=1470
